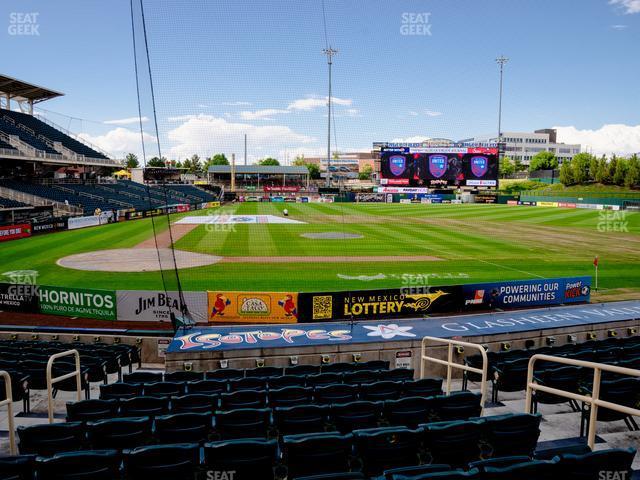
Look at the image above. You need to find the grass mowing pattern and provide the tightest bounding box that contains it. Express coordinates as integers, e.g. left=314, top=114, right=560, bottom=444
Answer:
left=1, top=203, right=638, bottom=300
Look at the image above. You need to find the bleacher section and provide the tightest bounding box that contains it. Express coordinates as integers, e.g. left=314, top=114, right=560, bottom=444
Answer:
left=0, top=108, right=108, bottom=160
left=0, top=196, right=28, bottom=208
left=0, top=138, right=18, bottom=151
left=2, top=337, right=640, bottom=478
left=0, top=179, right=218, bottom=215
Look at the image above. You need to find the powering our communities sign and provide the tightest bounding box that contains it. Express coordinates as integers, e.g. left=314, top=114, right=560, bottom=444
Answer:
left=38, top=285, right=117, bottom=320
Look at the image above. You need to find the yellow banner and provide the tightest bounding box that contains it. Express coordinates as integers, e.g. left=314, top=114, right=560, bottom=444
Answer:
left=536, top=201, right=559, bottom=208
left=201, top=201, right=221, bottom=208
left=208, top=291, right=299, bottom=324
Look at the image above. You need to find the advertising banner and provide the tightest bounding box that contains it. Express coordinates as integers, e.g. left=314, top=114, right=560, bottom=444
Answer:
left=264, top=186, right=300, bottom=193
left=298, top=286, right=463, bottom=323
left=462, top=277, right=591, bottom=310
left=0, top=283, right=39, bottom=312
left=67, top=211, right=113, bottom=230
left=116, top=290, right=208, bottom=323
left=31, top=218, right=68, bottom=235
left=200, top=201, right=221, bottom=209
left=0, top=223, right=31, bottom=242
left=38, top=285, right=117, bottom=320
left=207, top=291, right=299, bottom=324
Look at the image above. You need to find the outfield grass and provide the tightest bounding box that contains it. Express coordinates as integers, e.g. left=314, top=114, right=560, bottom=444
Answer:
left=1, top=203, right=639, bottom=299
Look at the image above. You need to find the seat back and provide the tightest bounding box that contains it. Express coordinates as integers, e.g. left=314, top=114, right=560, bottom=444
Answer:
left=283, top=432, right=354, bottom=478
left=124, top=443, right=200, bottom=480
left=87, top=416, right=152, bottom=450
left=353, top=427, right=422, bottom=477
left=66, top=399, right=119, bottom=422
left=36, top=450, right=120, bottom=480
left=155, top=412, right=212, bottom=444
left=214, top=407, right=271, bottom=439
left=204, top=439, right=278, bottom=480
left=17, top=422, right=85, bottom=456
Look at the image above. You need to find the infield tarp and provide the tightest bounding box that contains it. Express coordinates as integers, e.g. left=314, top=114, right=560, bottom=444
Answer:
left=117, top=290, right=207, bottom=323
left=38, top=285, right=117, bottom=320
left=168, top=300, right=640, bottom=352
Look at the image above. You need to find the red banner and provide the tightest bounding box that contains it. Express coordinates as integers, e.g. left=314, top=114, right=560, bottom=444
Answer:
left=0, top=223, right=31, bottom=242
left=263, top=186, right=301, bottom=193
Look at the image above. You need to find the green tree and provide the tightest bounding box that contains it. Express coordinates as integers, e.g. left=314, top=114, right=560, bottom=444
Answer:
left=147, top=157, right=166, bottom=167
left=589, top=154, right=599, bottom=182
left=571, top=152, right=592, bottom=184
left=499, top=155, right=515, bottom=177
left=207, top=153, right=229, bottom=166
left=183, top=154, right=202, bottom=174
left=292, top=155, right=306, bottom=166
left=625, top=155, right=640, bottom=188
left=607, top=155, right=619, bottom=184
left=595, top=156, right=611, bottom=184
left=513, top=157, right=525, bottom=172
left=259, top=157, right=280, bottom=166
left=529, top=151, right=558, bottom=172
left=124, top=153, right=139, bottom=168
left=559, top=158, right=575, bottom=186
left=175, top=160, right=183, bottom=169
left=613, top=157, right=628, bottom=186
left=358, top=164, right=373, bottom=180
left=305, top=163, right=321, bottom=179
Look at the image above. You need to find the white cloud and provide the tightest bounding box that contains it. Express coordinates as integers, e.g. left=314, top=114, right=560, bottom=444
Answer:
left=391, top=135, right=432, bottom=143
left=408, top=111, right=419, bottom=116
left=609, top=0, right=640, bottom=14
left=238, top=109, right=289, bottom=120
left=611, top=24, right=628, bottom=29
left=345, top=108, right=361, bottom=117
left=424, top=110, right=443, bottom=117
left=166, top=114, right=316, bottom=159
left=554, top=124, right=640, bottom=156
left=78, top=127, right=156, bottom=158
left=221, top=101, right=253, bottom=106
left=287, top=96, right=352, bottom=111
left=103, top=116, right=149, bottom=125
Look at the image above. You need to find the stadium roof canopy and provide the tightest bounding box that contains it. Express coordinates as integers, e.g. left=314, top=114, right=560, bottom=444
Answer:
left=0, top=74, right=64, bottom=104
left=208, top=165, right=309, bottom=175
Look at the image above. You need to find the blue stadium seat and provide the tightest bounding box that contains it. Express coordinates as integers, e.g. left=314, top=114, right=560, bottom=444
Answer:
left=100, top=382, right=143, bottom=400
left=285, top=364, right=321, bottom=376
left=0, top=455, right=35, bottom=480
left=580, top=378, right=640, bottom=435
left=432, top=392, right=482, bottom=422
left=187, top=379, right=227, bottom=395
left=274, top=404, right=329, bottom=435
left=230, top=377, right=268, bottom=392
left=382, top=464, right=453, bottom=480
left=532, top=366, right=583, bottom=413
left=206, top=369, right=245, bottom=380
left=384, top=396, right=435, bottom=428
left=155, top=412, right=213, bottom=444
left=360, top=381, right=402, bottom=401
left=172, top=393, right=218, bottom=414
left=422, top=420, right=483, bottom=467
left=315, top=384, right=359, bottom=405
left=307, top=373, right=344, bottom=387
left=87, top=416, right=153, bottom=450
left=214, top=407, right=271, bottom=439
left=142, top=381, right=186, bottom=397
left=556, top=447, right=636, bottom=480
left=352, top=426, right=422, bottom=477
left=245, top=366, right=283, bottom=378
left=119, top=396, right=170, bottom=417
left=402, top=378, right=443, bottom=397
left=484, top=459, right=560, bottom=479
left=269, top=386, right=314, bottom=407
left=478, top=413, right=541, bottom=458
left=330, top=400, right=383, bottom=433
left=36, top=450, right=121, bottom=480
left=268, top=374, right=306, bottom=389
left=283, top=432, right=354, bottom=478
left=204, top=438, right=279, bottom=480
left=405, top=470, right=481, bottom=479
left=17, top=422, right=85, bottom=456
left=322, top=363, right=357, bottom=374
left=220, top=389, right=267, bottom=410
left=66, top=399, right=119, bottom=422
left=343, top=370, right=380, bottom=385
left=294, top=474, right=365, bottom=480
left=123, top=443, right=200, bottom=480
left=380, top=368, right=415, bottom=382
left=468, top=455, right=531, bottom=472
left=163, top=370, right=204, bottom=382
left=492, top=357, right=531, bottom=402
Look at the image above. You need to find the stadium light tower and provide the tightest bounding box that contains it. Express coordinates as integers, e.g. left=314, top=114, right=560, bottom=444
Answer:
left=495, top=55, right=509, bottom=143
left=323, top=46, right=338, bottom=187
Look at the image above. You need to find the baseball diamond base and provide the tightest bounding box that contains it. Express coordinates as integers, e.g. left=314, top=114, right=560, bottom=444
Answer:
left=57, top=248, right=223, bottom=272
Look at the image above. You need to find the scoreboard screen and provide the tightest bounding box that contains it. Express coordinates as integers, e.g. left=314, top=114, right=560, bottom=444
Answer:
left=380, top=147, right=498, bottom=188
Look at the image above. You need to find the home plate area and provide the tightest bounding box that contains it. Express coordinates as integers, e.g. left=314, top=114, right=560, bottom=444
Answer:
left=176, top=214, right=305, bottom=225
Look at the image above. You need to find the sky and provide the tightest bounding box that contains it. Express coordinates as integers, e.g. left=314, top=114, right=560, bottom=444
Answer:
left=1, top=0, right=639, bottom=161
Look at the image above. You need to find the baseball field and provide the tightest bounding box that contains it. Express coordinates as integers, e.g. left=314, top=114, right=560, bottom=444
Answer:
left=1, top=202, right=639, bottom=300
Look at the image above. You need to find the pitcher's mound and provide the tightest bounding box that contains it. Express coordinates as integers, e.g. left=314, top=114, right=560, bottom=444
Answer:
left=301, top=232, right=364, bottom=240
left=57, top=248, right=222, bottom=272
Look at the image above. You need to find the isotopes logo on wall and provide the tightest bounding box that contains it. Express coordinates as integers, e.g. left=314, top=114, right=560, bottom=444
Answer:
left=38, top=285, right=117, bottom=320
left=207, top=291, right=299, bottom=324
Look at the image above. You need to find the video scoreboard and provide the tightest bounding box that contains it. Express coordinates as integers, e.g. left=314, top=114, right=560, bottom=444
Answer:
left=379, top=144, right=499, bottom=188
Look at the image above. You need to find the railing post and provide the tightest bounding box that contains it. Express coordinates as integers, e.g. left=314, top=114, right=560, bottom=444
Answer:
left=525, top=356, right=536, bottom=414
left=445, top=343, right=453, bottom=396
left=46, top=349, right=81, bottom=423
left=588, top=367, right=602, bottom=450
left=0, top=370, right=17, bottom=455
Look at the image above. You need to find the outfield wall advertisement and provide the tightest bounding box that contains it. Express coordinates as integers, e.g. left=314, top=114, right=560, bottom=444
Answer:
left=298, top=286, right=463, bottom=323
left=116, top=290, right=207, bottom=323
left=0, top=223, right=31, bottom=242
left=38, top=285, right=117, bottom=320
left=0, top=283, right=39, bottom=312
left=207, top=291, right=299, bottom=324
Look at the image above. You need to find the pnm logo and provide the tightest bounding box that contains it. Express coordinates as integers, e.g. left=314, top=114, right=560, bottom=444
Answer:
left=428, top=155, right=447, bottom=178
left=471, top=156, right=488, bottom=177
left=389, top=155, right=406, bottom=176
left=465, top=290, right=485, bottom=305
left=403, top=290, right=448, bottom=311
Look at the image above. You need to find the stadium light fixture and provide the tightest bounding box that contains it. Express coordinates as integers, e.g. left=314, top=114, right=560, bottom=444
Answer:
left=323, top=46, right=338, bottom=187
left=495, top=55, right=509, bottom=143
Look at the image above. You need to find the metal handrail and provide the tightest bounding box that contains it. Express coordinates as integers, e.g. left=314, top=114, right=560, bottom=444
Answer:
left=525, top=354, right=640, bottom=449
left=46, top=349, right=82, bottom=423
left=0, top=370, right=17, bottom=454
left=421, top=336, right=489, bottom=414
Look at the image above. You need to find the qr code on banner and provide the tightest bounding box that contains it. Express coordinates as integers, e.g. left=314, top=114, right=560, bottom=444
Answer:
left=312, top=295, right=333, bottom=320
